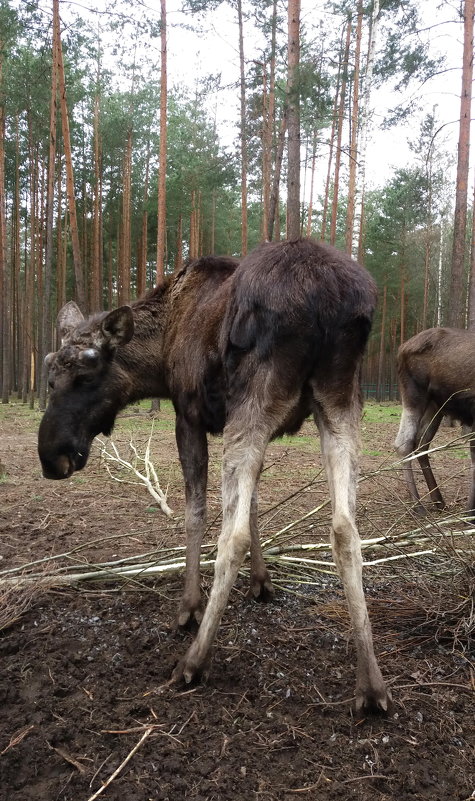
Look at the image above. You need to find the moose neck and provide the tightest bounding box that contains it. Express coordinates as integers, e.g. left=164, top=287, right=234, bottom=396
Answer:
left=114, top=282, right=172, bottom=405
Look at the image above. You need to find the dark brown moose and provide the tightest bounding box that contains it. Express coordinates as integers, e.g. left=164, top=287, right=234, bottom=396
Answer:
left=38, top=238, right=390, bottom=714
left=396, top=326, right=475, bottom=517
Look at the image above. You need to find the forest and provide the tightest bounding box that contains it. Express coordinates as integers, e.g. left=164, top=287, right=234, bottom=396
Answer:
left=0, top=0, right=474, bottom=405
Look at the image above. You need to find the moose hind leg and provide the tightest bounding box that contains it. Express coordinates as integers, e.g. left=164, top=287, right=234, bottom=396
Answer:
left=175, top=417, right=209, bottom=628
left=416, top=407, right=445, bottom=509
left=248, top=484, right=274, bottom=601
left=316, top=403, right=391, bottom=714
left=395, top=406, right=426, bottom=514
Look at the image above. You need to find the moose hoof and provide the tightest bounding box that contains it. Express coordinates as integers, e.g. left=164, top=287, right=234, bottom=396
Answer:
left=247, top=573, right=275, bottom=603
left=171, top=647, right=211, bottom=686
left=413, top=503, right=427, bottom=517
left=177, top=602, right=204, bottom=631
left=354, top=684, right=393, bottom=717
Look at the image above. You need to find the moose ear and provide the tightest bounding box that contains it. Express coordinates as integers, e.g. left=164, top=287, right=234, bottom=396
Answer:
left=100, top=306, right=134, bottom=349
left=57, top=301, right=84, bottom=340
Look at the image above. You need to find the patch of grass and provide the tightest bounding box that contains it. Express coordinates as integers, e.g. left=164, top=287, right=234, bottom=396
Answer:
left=451, top=447, right=469, bottom=459
left=116, top=399, right=176, bottom=433
left=363, top=400, right=401, bottom=424
left=0, top=399, right=42, bottom=432
left=274, top=433, right=317, bottom=449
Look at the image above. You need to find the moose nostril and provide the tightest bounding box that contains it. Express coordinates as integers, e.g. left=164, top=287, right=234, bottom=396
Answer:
left=56, top=455, right=72, bottom=478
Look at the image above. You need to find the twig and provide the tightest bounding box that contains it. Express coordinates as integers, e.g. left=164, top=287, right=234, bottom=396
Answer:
left=86, top=726, right=153, bottom=801
left=342, top=774, right=388, bottom=783
left=98, top=433, right=174, bottom=518
left=0, top=725, right=35, bottom=755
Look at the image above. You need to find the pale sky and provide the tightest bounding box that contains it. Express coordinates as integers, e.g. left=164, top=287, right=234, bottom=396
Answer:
left=165, top=0, right=466, bottom=190
left=51, top=0, right=467, bottom=194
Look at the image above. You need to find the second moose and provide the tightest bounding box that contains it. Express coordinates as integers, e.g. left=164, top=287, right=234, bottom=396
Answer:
left=396, top=326, right=475, bottom=516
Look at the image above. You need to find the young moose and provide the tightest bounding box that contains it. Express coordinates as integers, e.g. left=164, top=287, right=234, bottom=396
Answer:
left=396, top=326, right=475, bottom=516
left=38, top=238, right=390, bottom=714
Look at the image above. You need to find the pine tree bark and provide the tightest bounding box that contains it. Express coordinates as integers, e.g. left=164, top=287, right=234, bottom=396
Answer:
left=306, top=129, right=318, bottom=237
left=321, top=33, right=343, bottom=240
left=345, top=0, right=363, bottom=254
left=118, top=127, right=132, bottom=306
left=23, top=113, right=37, bottom=404
left=91, top=55, right=103, bottom=312
left=468, top=171, right=475, bottom=327
left=449, top=0, right=474, bottom=328
left=56, top=150, right=66, bottom=312
left=137, top=138, right=150, bottom=297
left=330, top=16, right=351, bottom=246
left=237, top=0, right=248, bottom=255
left=376, top=284, right=387, bottom=400
left=13, top=116, right=21, bottom=392
left=268, top=108, right=287, bottom=240
left=38, top=10, right=59, bottom=409
left=0, top=48, right=8, bottom=403
left=156, top=0, right=167, bottom=283
left=55, top=0, right=85, bottom=309
left=260, top=60, right=270, bottom=241
left=174, top=213, right=183, bottom=272
left=287, top=0, right=301, bottom=240
left=355, top=0, right=380, bottom=263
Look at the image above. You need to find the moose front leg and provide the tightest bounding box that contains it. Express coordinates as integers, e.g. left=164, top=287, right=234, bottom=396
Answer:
left=173, top=423, right=267, bottom=684
left=175, top=416, right=209, bottom=628
left=317, top=406, right=391, bottom=715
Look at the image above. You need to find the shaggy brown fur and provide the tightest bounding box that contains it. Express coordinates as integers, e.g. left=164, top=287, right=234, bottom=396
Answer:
left=38, top=238, right=390, bottom=714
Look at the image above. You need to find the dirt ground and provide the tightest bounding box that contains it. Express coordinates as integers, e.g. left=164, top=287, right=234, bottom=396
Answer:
left=0, top=400, right=474, bottom=801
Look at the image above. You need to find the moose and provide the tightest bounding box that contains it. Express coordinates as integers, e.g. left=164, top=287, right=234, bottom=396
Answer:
left=38, top=237, right=390, bottom=714
left=395, top=326, right=475, bottom=516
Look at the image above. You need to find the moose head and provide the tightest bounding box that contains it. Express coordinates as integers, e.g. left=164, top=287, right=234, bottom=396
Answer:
left=38, top=301, right=134, bottom=479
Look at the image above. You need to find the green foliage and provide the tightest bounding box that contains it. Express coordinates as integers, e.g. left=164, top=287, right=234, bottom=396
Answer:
left=375, top=0, right=446, bottom=124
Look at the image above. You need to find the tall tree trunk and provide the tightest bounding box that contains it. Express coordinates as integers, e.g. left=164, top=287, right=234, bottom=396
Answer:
left=237, top=0, right=248, bottom=255
left=55, top=0, right=85, bottom=309
left=56, top=150, right=66, bottom=313
left=287, top=0, right=301, bottom=240
left=23, top=116, right=37, bottom=405
left=137, top=138, right=150, bottom=297
left=468, top=173, right=475, bottom=327
left=376, top=284, right=387, bottom=400
left=345, top=0, right=363, bottom=254
left=12, top=116, right=21, bottom=394
left=268, top=108, right=287, bottom=240
left=39, top=10, right=59, bottom=409
left=118, top=128, right=132, bottom=305
left=0, top=48, right=8, bottom=403
left=330, top=16, right=352, bottom=246
left=190, top=189, right=198, bottom=259
left=260, top=61, right=271, bottom=241
left=174, top=213, right=183, bottom=272
left=449, top=0, right=474, bottom=328
left=91, top=54, right=103, bottom=312
left=321, top=33, right=343, bottom=240
left=306, top=129, right=318, bottom=237
left=355, top=0, right=380, bottom=263
left=156, top=0, right=167, bottom=283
